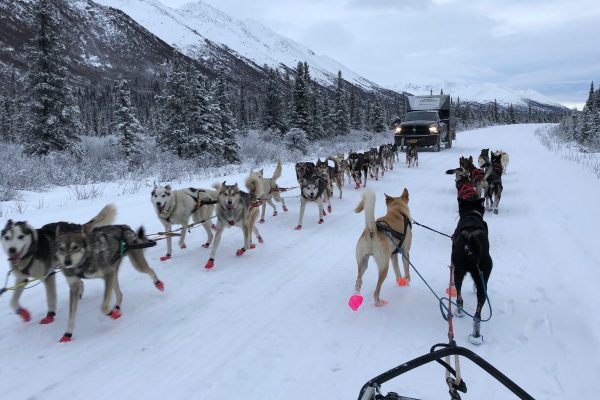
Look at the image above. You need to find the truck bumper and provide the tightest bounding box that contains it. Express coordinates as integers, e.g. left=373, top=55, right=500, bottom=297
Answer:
left=394, top=134, right=440, bottom=148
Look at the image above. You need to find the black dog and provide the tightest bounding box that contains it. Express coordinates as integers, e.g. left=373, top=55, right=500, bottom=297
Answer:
left=348, top=152, right=368, bottom=189
left=451, top=184, right=493, bottom=344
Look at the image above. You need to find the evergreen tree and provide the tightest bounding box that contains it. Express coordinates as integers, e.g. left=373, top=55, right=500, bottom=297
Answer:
left=585, top=82, right=595, bottom=110
left=372, top=99, right=386, bottom=133
left=0, top=88, right=12, bottom=142
left=214, top=73, right=240, bottom=163
left=334, top=71, right=350, bottom=136
left=157, top=53, right=190, bottom=157
left=113, top=79, right=143, bottom=168
left=23, top=0, right=82, bottom=156
left=261, top=68, right=285, bottom=133
left=291, top=62, right=313, bottom=139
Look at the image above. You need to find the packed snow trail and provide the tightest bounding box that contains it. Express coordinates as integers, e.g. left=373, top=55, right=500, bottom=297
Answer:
left=1, top=124, right=599, bottom=399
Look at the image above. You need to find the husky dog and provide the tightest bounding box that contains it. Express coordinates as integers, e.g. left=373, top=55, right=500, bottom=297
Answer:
left=327, top=156, right=344, bottom=199
left=1, top=204, right=116, bottom=325
left=151, top=185, right=217, bottom=261
left=445, top=166, right=472, bottom=192
left=483, top=152, right=504, bottom=214
left=452, top=184, right=493, bottom=345
left=406, top=144, right=419, bottom=168
left=251, top=159, right=288, bottom=224
left=339, top=157, right=352, bottom=185
left=204, top=175, right=264, bottom=269
left=391, top=143, right=400, bottom=161
left=461, top=156, right=487, bottom=199
left=294, top=173, right=329, bottom=230
left=315, top=158, right=334, bottom=211
left=348, top=152, right=368, bottom=189
left=368, top=148, right=381, bottom=180
left=383, top=144, right=395, bottom=171
left=478, top=148, right=490, bottom=168
left=350, top=189, right=413, bottom=309
left=295, top=161, right=317, bottom=182
left=493, top=150, right=510, bottom=173
left=54, top=223, right=164, bottom=342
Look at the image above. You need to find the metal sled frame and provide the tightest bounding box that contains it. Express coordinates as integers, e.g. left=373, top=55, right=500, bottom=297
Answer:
left=358, top=343, right=535, bottom=400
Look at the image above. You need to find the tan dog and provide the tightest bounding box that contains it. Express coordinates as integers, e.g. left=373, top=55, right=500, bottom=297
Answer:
left=350, top=189, right=412, bottom=309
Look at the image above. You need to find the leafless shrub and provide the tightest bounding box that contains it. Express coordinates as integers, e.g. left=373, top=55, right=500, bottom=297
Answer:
left=68, top=185, right=104, bottom=201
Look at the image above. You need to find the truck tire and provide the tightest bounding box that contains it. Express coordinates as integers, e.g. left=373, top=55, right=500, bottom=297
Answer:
left=434, top=136, right=441, bottom=152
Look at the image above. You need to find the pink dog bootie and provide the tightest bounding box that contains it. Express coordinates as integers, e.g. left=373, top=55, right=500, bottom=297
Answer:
left=348, top=294, right=364, bottom=311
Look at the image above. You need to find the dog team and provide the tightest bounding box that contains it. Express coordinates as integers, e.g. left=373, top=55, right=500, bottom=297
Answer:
left=1, top=142, right=410, bottom=342
left=2, top=144, right=505, bottom=344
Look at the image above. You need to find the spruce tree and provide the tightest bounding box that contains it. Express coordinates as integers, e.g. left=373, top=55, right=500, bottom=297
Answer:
left=372, top=99, right=386, bottom=133
left=214, top=73, right=240, bottom=163
left=585, top=82, right=595, bottom=110
left=334, top=70, right=350, bottom=136
left=24, top=0, right=82, bottom=156
left=261, top=68, right=285, bottom=133
left=113, top=79, right=143, bottom=168
left=292, top=62, right=313, bottom=139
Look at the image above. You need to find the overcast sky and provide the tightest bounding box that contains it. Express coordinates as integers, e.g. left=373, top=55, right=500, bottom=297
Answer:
left=159, top=0, right=600, bottom=108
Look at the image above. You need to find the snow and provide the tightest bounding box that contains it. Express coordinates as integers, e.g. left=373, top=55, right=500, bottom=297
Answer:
left=394, top=80, right=564, bottom=108
left=1, top=124, right=599, bottom=399
left=94, top=0, right=382, bottom=90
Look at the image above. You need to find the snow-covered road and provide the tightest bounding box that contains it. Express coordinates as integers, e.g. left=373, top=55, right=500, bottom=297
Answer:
left=1, top=124, right=598, bottom=399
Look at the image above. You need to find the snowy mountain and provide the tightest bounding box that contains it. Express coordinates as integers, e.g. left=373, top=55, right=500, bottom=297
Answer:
left=395, top=80, right=565, bottom=109
left=94, top=0, right=383, bottom=91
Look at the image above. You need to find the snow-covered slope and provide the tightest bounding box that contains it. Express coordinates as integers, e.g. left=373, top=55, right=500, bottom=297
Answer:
left=395, top=80, right=564, bottom=108
left=1, top=124, right=598, bottom=399
left=94, top=0, right=381, bottom=90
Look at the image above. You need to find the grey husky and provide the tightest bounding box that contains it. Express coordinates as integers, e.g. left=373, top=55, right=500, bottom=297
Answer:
left=54, top=223, right=164, bottom=342
left=151, top=185, right=217, bottom=261
left=294, top=173, right=329, bottom=230
left=204, top=175, right=264, bottom=269
left=1, top=204, right=116, bottom=325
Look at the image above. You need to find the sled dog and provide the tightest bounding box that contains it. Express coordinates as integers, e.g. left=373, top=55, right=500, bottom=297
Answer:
left=478, top=148, right=490, bottom=168
left=251, top=159, right=288, bottom=223
left=204, top=175, right=264, bottom=269
left=406, top=144, right=419, bottom=168
left=352, top=189, right=413, bottom=308
left=451, top=184, right=493, bottom=344
left=492, top=150, right=510, bottom=173
left=151, top=185, right=217, bottom=260
left=348, top=152, right=368, bottom=189
left=483, top=152, right=504, bottom=214
left=54, top=222, right=164, bottom=342
left=294, top=169, right=329, bottom=230
left=1, top=204, right=116, bottom=325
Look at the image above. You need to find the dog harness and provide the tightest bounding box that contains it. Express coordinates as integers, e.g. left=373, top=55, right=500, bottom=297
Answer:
left=375, top=216, right=412, bottom=254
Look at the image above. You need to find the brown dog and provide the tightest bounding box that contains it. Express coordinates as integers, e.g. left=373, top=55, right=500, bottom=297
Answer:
left=350, top=189, right=412, bottom=310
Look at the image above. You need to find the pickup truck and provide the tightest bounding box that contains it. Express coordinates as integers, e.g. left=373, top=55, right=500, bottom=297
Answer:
left=393, top=95, right=456, bottom=151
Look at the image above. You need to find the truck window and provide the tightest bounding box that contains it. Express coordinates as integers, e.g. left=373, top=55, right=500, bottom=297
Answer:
left=404, top=112, right=437, bottom=122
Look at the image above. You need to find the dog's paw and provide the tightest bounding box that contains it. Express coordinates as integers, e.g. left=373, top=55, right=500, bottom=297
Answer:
left=258, top=219, right=265, bottom=224
left=348, top=294, right=364, bottom=311
left=204, top=259, right=215, bottom=269
left=59, top=333, right=72, bottom=343
left=396, top=277, right=410, bottom=287
left=154, top=281, right=165, bottom=292
left=211, top=224, right=217, bottom=231
left=249, top=243, right=256, bottom=249
left=258, top=236, right=264, bottom=244
left=272, top=211, right=278, bottom=217
left=202, top=242, right=210, bottom=249
left=108, top=307, right=122, bottom=320
left=318, top=219, right=324, bottom=224
left=16, top=307, right=31, bottom=322
left=180, top=243, right=187, bottom=249
left=283, top=206, right=289, bottom=212
left=374, top=299, right=388, bottom=307
left=160, top=254, right=171, bottom=262
left=327, top=205, right=332, bottom=213
left=294, top=225, right=302, bottom=230
left=40, top=312, right=56, bottom=324
left=468, top=334, right=484, bottom=346
left=236, top=248, right=246, bottom=257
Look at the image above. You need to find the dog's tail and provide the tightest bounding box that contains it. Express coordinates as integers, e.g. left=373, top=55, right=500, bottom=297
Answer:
left=83, top=204, right=116, bottom=233
left=245, top=173, right=264, bottom=201
left=327, top=156, right=340, bottom=173
left=272, top=159, right=282, bottom=181
left=354, top=190, right=376, bottom=233
left=445, top=168, right=459, bottom=175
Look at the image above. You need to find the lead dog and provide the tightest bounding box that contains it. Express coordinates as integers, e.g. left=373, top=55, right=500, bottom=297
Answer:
left=348, top=152, right=368, bottom=189
left=294, top=171, right=329, bottom=230
left=204, top=175, right=264, bottom=269
left=451, top=184, right=493, bottom=344
left=1, top=204, right=116, bottom=325
left=54, top=222, right=164, bottom=342
left=406, top=144, right=418, bottom=168
left=151, top=185, right=217, bottom=261
left=349, top=189, right=412, bottom=310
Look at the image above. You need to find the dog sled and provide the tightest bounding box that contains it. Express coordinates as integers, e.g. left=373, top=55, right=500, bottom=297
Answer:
left=358, top=342, right=534, bottom=400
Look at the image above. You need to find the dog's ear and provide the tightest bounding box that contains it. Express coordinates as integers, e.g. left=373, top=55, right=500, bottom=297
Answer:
left=401, top=188, right=409, bottom=202
left=55, top=224, right=61, bottom=237
left=384, top=193, right=393, bottom=204
left=469, top=156, right=473, bottom=162
left=165, top=185, right=171, bottom=191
